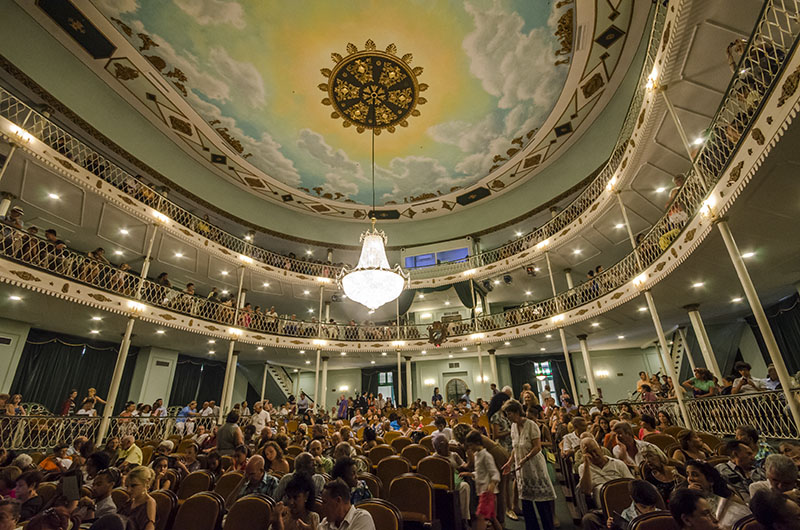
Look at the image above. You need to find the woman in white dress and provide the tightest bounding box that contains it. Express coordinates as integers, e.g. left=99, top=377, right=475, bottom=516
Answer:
left=501, top=399, right=557, bottom=530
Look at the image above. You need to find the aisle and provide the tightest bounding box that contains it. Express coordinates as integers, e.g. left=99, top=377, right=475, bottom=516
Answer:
left=503, top=491, right=578, bottom=529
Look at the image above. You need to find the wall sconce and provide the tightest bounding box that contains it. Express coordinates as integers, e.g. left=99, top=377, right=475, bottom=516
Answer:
left=339, top=385, right=349, bottom=392
left=595, top=369, right=610, bottom=378
left=424, top=378, right=436, bottom=386
left=9, top=125, right=32, bottom=144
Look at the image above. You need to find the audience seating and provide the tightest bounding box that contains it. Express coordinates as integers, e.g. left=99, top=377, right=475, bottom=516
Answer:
left=663, top=426, right=687, bottom=438
left=111, top=487, right=130, bottom=509
left=697, top=432, right=722, bottom=450
left=368, top=444, right=396, bottom=467
left=177, top=470, right=214, bottom=502
left=356, top=498, right=404, bottom=530
left=391, top=437, right=414, bottom=453
left=213, top=471, right=243, bottom=501
left=221, top=455, right=234, bottom=469
left=171, top=491, right=225, bottom=530
left=29, top=452, right=45, bottom=465
left=731, top=515, right=767, bottom=530
left=383, top=431, right=402, bottom=444
left=628, top=511, right=679, bottom=530
left=643, top=433, right=677, bottom=452
left=389, top=473, right=437, bottom=528
left=599, top=478, right=634, bottom=518
left=80, top=485, right=93, bottom=498
left=419, top=436, right=434, bottom=452
left=223, top=493, right=274, bottom=529
left=38, top=482, right=57, bottom=506
left=376, top=456, right=412, bottom=494
left=141, top=445, right=154, bottom=466
left=400, top=444, right=428, bottom=468
left=358, top=473, right=383, bottom=499
left=285, top=454, right=295, bottom=472
left=151, top=488, right=178, bottom=530
left=707, top=456, right=730, bottom=466
left=421, top=425, right=437, bottom=435
left=416, top=456, right=453, bottom=491
left=164, top=469, right=181, bottom=492
left=285, top=445, right=303, bottom=456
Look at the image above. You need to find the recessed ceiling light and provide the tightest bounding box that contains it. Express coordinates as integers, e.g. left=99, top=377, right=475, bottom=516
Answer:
left=692, top=282, right=704, bottom=288
left=573, top=249, right=582, bottom=255
left=381, top=352, right=387, bottom=356
left=545, top=334, right=552, bottom=338
left=444, top=301, right=450, bottom=305
left=263, top=282, right=270, bottom=287
left=90, top=330, right=99, bottom=334
left=300, top=350, right=306, bottom=354
left=692, top=137, right=705, bottom=146
left=303, top=290, right=310, bottom=295
left=209, top=350, right=215, bottom=354
left=244, top=235, right=252, bottom=241
left=515, top=231, right=523, bottom=237
left=448, top=354, right=453, bottom=358
left=617, top=335, right=625, bottom=339
left=114, top=250, right=123, bottom=256
left=732, top=297, right=743, bottom=303
left=208, top=340, right=215, bottom=344
left=156, top=330, right=165, bottom=334
left=540, top=347, right=546, bottom=351
left=504, top=341, right=510, bottom=346
left=419, top=294, right=424, bottom=299
left=294, top=369, right=299, bottom=372
left=534, top=267, right=540, bottom=272
left=48, top=193, right=60, bottom=200
left=91, top=316, right=102, bottom=321
left=741, top=252, right=755, bottom=259
left=306, top=250, right=312, bottom=255
left=638, top=307, right=648, bottom=312
left=370, top=360, right=375, bottom=364
left=307, top=308, right=314, bottom=313
left=221, top=271, right=229, bottom=276
left=257, top=346, right=264, bottom=351
left=591, top=322, right=600, bottom=327
left=493, top=280, right=500, bottom=285
left=614, top=223, right=625, bottom=229
left=305, top=360, right=311, bottom=364
left=525, top=291, right=532, bottom=296
left=8, top=295, right=21, bottom=301
left=655, top=187, right=666, bottom=193
left=421, top=350, right=427, bottom=355
left=340, top=352, right=346, bottom=356
left=119, top=228, right=129, bottom=235
left=462, top=347, right=467, bottom=351
left=174, top=252, right=183, bottom=258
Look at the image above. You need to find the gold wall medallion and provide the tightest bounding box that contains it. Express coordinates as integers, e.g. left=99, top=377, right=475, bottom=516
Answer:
left=320, top=39, right=426, bottom=134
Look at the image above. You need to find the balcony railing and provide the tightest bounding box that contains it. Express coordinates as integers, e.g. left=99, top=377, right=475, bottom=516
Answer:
left=0, top=1, right=673, bottom=286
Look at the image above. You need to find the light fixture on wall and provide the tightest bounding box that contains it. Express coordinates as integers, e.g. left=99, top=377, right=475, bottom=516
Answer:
left=424, top=378, right=436, bottom=386
left=339, top=385, right=349, bottom=392
left=339, top=131, right=409, bottom=310
left=595, top=369, right=610, bottom=378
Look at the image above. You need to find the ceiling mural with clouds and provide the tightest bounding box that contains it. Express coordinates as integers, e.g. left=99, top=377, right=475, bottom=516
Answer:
left=24, top=0, right=646, bottom=220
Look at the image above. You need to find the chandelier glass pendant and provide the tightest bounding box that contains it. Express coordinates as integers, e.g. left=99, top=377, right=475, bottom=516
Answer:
left=339, top=132, right=408, bottom=310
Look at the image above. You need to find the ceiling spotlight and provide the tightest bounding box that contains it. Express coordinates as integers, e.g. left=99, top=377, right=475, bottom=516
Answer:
left=91, top=316, right=102, bottom=321
left=462, top=347, right=467, bottom=351
left=615, top=223, right=625, bottom=229
left=7, top=295, right=21, bottom=302
left=90, top=330, right=100, bottom=334
left=208, top=340, right=215, bottom=344
left=340, top=352, right=346, bottom=356
left=515, top=231, right=523, bottom=237
left=370, top=360, right=375, bottom=364
left=545, top=334, right=552, bottom=338
left=573, top=249, right=582, bottom=255
left=540, top=347, right=546, bottom=351
left=504, top=341, right=510, bottom=346
left=732, top=297, right=743, bottom=303
left=638, top=307, right=647, bottom=312
left=244, top=235, right=252, bottom=241
left=174, top=252, right=183, bottom=258
left=303, top=290, right=310, bottom=295
left=444, top=301, right=450, bottom=305
left=114, top=250, right=123, bottom=256
left=591, top=322, right=600, bottom=327
left=257, top=346, right=264, bottom=351
left=300, top=350, right=306, bottom=354
left=119, top=228, right=129, bottom=235
left=263, top=282, right=270, bottom=287
left=222, top=290, right=229, bottom=295
left=617, top=335, right=625, bottom=339
left=293, top=369, right=299, bottom=372
left=419, top=294, right=425, bottom=299
left=220, top=271, right=229, bottom=276
left=305, top=250, right=313, bottom=255
left=692, top=282, right=705, bottom=288
left=381, top=352, right=386, bottom=356
left=209, top=350, right=215, bottom=354
left=655, top=187, right=666, bottom=193
left=525, top=291, right=532, bottom=296
left=533, top=267, right=540, bottom=272
left=493, top=280, right=500, bottom=285
left=448, top=354, right=453, bottom=358
left=307, top=308, right=314, bottom=313
left=741, top=252, right=755, bottom=259
left=156, top=330, right=165, bottom=334
left=421, top=350, right=427, bottom=355
left=368, top=310, right=375, bottom=314
left=305, top=360, right=311, bottom=364
left=692, top=137, right=705, bottom=146
left=48, top=193, right=60, bottom=200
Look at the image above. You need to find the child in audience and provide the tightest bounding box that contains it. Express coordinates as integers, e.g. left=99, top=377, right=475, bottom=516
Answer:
left=607, top=479, right=661, bottom=529
left=466, top=430, right=502, bottom=530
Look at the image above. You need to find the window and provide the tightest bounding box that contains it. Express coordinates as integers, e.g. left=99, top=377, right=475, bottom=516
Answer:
left=404, top=253, right=436, bottom=269
left=379, top=371, right=393, bottom=385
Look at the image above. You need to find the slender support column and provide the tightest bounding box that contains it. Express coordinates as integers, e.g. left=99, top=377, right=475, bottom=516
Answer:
left=317, top=286, right=324, bottom=336
left=260, top=362, right=268, bottom=402
left=488, top=349, right=499, bottom=388
left=405, top=356, right=413, bottom=406
left=564, top=268, right=574, bottom=289
left=684, top=304, right=722, bottom=378
left=0, top=193, right=14, bottom=218
left=477, top=343, right=484, bottom=390
left=219, top=265, right=246, bottom=422
left=659, top=90, right=708, bottom=192
left=224, top=352, right=238, bottom=411
left=320, top=357, right=329, bottom=411
left=678, top=328, right=698, bottom=373
left=396, top=349, right=402, bottom=406
left=395, top=298, right=401, bottom=340
left=643, top=290, right=690, bottom=426
left=313, top=349, right=321, bottom=410
left=716, top=219, right=800, bottom=432
left=293, top=370, right=300, bottom=397
left=616, top=193, right=643, bottom=270
left=652, top=341, right=668, bottom=378
left=544, top=250, right=578, bottom=400
left=576, top=335, right=598, bottom=400
left=96, top=317, right=135, bottom=444
left=0, top=145, right=18, bottom=184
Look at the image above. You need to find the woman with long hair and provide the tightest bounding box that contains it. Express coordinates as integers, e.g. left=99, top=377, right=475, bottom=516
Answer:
left=683, top=459, right=749, bottom=526
left=118, top=466, right=156, bottom=530
left=263, top=441, right=290, bottom=475
left=640, top=444, right=683, bottom=504
left=488, top=389, right=515, bottom=521
left=672, top=431, right=714, bottom=463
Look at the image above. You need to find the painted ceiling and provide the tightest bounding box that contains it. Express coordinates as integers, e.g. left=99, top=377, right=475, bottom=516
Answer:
left=26, top=0, right=646, bottom=220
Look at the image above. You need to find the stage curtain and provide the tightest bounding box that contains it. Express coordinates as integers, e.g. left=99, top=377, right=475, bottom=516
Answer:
left=11, top=329, right=138, bottom=415
left=453, top=281, right=476, bottom=309
left=397, top=289, right=416, bottom=317
left=746, top=293, right=800, bottom=374
left=170, top=355, right=226, bottom=407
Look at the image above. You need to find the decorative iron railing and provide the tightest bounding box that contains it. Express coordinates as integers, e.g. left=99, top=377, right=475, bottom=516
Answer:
left=0, top=1, right=673, bottom=285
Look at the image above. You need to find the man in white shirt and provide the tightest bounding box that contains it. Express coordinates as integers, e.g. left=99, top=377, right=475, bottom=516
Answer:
left=732, top=361, right=766, bottom=394
left=579, top=438, right=633, bottom=529
left=200, top=401, right=214, bottom=416
left=375, top=393, right=385, bottom=410
left=316, top=479, right=375, bottom=530
left=251, top=401, right=270, bottom=433
left=152, top=398, right=168, bottom=417
left=434, top=416, right=453, bottom=441
left=561, top=417, right=587, bottom=458
left=611, top=422, right=665, bottom=467
left=749, top=454, right=798, bottom=498
left=588, top=398, right=603, bottom=416
left=539, top=384, right=551, bottom=406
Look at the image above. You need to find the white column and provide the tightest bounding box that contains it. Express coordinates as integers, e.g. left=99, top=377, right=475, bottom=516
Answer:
left=96, top=316, right=135, bottom=444
left=0, top=145, right=18, bottom=185
left=313, top=349, right=321, bottom=411
left=576, top=334, right=598, bottom=401
left=293, top=370, right=300, bottom=397
left=488, top=349, right=499, bottom=388
left=564, top=268, right=574, bottom=289
left=320, top=356, right=329, bottom=410
left=678, top=327, right=698, bottom=373
left=260, top=362, right=268, bottom=402
left=477, top=343, right=484, bottom=389
left=716, top=219, right=800, bottom=432
left=219, top=265, right=246, bottom=422
left=405, top=356, right=413, bottom=405
left=544, top=250, right=578, bottom=401
left=396, top=350, right=402, bottom=406
left=224, top=352, right=239, bottom=411
left=684, top=304, right=722, bottom=378
left=643, top=290, right=690, bottom=426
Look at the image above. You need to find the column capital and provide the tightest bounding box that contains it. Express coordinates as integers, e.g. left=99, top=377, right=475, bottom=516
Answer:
left=0, top=192, right=17, bottom=201
left=563, top=268, right=572, bottom=274
left=683, top=303, right=701, bottom=312
left=576, top=334, right=588, bottom=341
left=487, top=349, right=496, bottom=355
left=321, top=356, right=329, bottom=362
left=404, top=356, right=412, bottom=362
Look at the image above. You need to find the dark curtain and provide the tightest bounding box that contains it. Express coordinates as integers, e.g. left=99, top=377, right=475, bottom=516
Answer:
left=508, top=357, right=537, bottom=397
left=10, top=329, right=139, bottom=415
left=550, top=359, right=569, bottom=402
left=453, top=281, right=476, bottom=309
left=361, top=363, right=407, bottom=406
left=169, top=355, right=226, bottom=406
left=245, top=383, right=259, bottom=406
left=397, top=289, right=416, bottom=317
left=703, top=321, right=746, bottom=377
left=746, top=293, right=800, bottom=373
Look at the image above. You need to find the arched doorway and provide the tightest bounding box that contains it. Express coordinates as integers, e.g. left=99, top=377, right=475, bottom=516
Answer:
left=445, top=378, right=468, bottom=403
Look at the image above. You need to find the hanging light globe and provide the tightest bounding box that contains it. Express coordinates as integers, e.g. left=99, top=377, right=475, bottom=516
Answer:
left=339, top=219, right=408, bottom=311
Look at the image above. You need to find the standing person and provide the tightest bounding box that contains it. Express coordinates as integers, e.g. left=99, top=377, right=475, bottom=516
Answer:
left=488, top=387, right=514, bottom=521
left=539, top=385, right=551, bottom=407
left=431, top=387, right=443, bottom=405
left=559, top=389, right=570, bottom=407
left=59, top=389, right=78, bottom=416
left=501, top=399, right=557, bottom=530
left=296, top=392, right=312, bottom=416
left=217, top=411, right=244, bottom=456
left=467, top=430, right=502, bottom=530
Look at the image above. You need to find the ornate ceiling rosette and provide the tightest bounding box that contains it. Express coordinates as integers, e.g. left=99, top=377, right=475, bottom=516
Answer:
left=320, top=40, right=426, bottom=134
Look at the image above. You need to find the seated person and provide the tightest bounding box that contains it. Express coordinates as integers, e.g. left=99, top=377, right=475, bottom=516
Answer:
left=0, top=466, right=21, bottom=498
left=308, top=440, right=332, bottom=475
left=433, top=415, right=453, bottom=441
left=273, top=453, right=326, bottom=502
left=150, top=456, right=172, bottom=491
left=749, top=454, right=799, bottom=499
left=579, top=438, right=633, bottom=529
left=749, top=488, right=800, bottom=530
left=316, top=479, right=375, bottom=530
left=268, top=474, right=320, bottom=530
left=561, top=417, right=587, bottom=459
left=612, top=422, right=665, bottom=467
left=714, top=440, right=765, bottom=503
left=0, top=498, right=20, bottom=530
left=92, top=468, right=121, bottom=520
left=39, top=444, right=72, bottom=474
left=669, top=487, right=720, bottom=530
left=736, top=424, right=776, bottom=466
left=683, top=459, right=750, bottom=527
left=331, top=457, right=372, bottom=505
left=641, top=444, right=684, bottom=505
left=115, top=436, right=142, bottom=471
left=237, top=455, right=279, bottom=501
left=432, top=433, right=471, bottom=524
left=15, top=470, right=44, bottom=521
left=608, top=479, right=663, bottom=529
left=673, top=430, right=715, bottom=463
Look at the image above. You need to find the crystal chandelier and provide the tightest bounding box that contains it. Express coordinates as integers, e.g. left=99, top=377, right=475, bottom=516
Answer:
left=339, top=132, right=408, bottom=310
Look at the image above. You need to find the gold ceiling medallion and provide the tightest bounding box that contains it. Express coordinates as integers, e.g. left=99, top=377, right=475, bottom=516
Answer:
left=319, top=39, right=427, bottom=134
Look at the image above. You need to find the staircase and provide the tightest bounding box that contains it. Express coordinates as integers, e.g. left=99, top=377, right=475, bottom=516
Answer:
left=667, top=327, right=690, bottom=381
left=268, top=364, right=294, bottom=399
